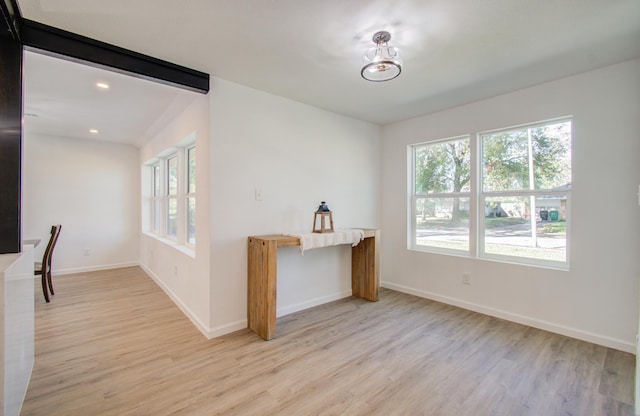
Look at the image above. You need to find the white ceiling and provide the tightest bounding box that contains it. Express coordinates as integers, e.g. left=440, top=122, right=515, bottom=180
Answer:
left=18, top=0, right=640, bottom=146
left=23, top=51, right=197, bottom=146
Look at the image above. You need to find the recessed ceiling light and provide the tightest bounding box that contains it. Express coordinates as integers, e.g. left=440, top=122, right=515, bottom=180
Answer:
left=89, top=129, right=99, bottom=134
left=96, top=82, right=110, bottom=90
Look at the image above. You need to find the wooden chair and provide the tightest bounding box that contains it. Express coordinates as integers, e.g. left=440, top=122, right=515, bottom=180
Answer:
left=34, top=225, right=62, bottom=303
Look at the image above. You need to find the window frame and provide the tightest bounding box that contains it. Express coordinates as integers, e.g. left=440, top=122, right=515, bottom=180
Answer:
left=151, top=162, right=161, bottom=234
left=409, top=117, right=572, bottom=270
left=144, top=140, right=196, bottom=251
left=165, top=154, right=179, bottom=240
left=185, top=145, right=196, bottom=247
left=478, top=118, right=571, bottom=268
left=410, top=135, right=472, bottom=256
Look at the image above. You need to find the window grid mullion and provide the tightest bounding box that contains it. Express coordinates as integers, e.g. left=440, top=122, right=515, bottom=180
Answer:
left=481, top=190, right=569, bottom=198
left=410, top=117, right=571, bottom=268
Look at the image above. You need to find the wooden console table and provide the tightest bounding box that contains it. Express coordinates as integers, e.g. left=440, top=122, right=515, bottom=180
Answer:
left=248, top=229, right=379, bottom=340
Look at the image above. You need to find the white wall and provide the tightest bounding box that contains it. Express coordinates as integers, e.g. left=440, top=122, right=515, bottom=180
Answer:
left=139, top=94, right=211, bottom=333
left=381, top=59, right=640, bottom=352
left=23, top=134, right=140, bottom=274
left=208, top=78, right=382, bottom=335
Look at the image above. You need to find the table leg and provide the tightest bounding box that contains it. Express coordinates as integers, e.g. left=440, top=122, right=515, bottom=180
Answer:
left=352, top=230, right=380, bottom=301
left=247, top=238, right=278, bottom=340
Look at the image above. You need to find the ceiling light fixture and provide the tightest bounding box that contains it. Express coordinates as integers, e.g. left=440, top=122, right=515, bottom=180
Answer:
left=361, top=31, right=402, bottom=82
left=96, top=82, right=110, bottom=89
left=89, top=129, right=99, bottom=134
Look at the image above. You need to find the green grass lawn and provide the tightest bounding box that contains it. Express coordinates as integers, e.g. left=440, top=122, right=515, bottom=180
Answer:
left=484, top=217, right=526, bottom=229
left=417, top=216, right=565, bottom=233
left=539, top=220, right=566, bottom=233
left=415, top=216, right=566, bottom=262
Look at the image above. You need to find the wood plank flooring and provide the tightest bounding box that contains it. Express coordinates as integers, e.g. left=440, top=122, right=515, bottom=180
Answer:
left=22, top=267, right=635, bottom=415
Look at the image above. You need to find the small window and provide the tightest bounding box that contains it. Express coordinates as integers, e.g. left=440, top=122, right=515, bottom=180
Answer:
left=166, top=155, right=178, bottom=239
left=145, top=141, right=196, bottom=249
left=186, top=146, right=196, bottom=245
left=151, top=163, right=161, bottom=233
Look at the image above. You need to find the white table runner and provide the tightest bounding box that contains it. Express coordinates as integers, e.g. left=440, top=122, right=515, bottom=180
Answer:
left=283, top=229, right=365, bottom=254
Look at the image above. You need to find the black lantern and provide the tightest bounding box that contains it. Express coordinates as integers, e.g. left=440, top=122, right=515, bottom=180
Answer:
left=313, top=201, right=334, bottom=233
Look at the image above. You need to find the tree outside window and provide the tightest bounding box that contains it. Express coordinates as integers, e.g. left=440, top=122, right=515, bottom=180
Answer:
left=411, top=118, right=571, bottom=268
left=413, top=136, right=471, bottom=252
left=480, top=120, right=571, bottom=264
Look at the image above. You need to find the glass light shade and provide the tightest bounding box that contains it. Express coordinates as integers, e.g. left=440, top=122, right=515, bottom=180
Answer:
left=361, top=32, right=402, bottom=82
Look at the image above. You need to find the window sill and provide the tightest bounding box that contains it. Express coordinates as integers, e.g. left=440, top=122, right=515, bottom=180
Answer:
left=143, top=232, right=195, bottom=259
left=409, top=246, right=568, bottom=271
left=409, top=246, right=471, bottom=260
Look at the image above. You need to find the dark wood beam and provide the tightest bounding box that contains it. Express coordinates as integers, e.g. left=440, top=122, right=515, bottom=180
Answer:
left=0, top=34, right=23, bottom=253
left=0, top=2, right=210, bottom=254
left=20, top=19, right=209, bottom=94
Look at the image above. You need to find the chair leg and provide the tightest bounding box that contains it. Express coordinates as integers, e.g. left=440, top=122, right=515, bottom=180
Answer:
left=41, top=273, right=50, bottom=303
left=47, top=270, right=55, bottom=296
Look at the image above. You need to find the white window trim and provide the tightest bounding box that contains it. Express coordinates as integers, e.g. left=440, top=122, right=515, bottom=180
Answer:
left=144, top=138, right=196, bottom=252
left=151, top=162, right=161, bottom=234
left=409, top=117, right=571, bottom=270
left=165, top=154, right=179, bottom=241
left=185, top=144, right=196, bottom=248
left=410, top=135, right=472, bottom=256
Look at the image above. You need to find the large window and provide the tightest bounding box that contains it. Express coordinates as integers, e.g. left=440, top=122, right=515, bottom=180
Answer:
left=145, top=142, right=196, bottom=249
left=411, top=118, right=571, bottom=268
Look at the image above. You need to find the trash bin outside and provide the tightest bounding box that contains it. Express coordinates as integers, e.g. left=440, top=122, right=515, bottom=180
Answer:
left=549, top=210, right=559, bottom=221
left=540, top=210, right=548, bottom=220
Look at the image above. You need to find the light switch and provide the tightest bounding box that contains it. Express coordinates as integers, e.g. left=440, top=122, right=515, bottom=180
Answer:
left=255, top=187, right=264, bottom=201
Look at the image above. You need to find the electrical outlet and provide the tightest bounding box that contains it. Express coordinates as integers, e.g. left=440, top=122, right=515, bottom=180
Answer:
left=255, top=187, right=264, bottom=201
left=83, top=248, right=91, bottom=256
left=462, top=272, right=471, bottom=285
left=173, top=265, right=178, bottom=277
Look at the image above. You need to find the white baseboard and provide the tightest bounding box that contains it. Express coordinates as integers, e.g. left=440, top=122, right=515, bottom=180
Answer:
left=54, top=261, right=139, bottom=276
left=206, top=320, right=247, bottom=339
left=203, top=291, right=353, bottom=339
left=276, top=290, right=352, bottom=318
left=382, top=281, right=635, bottom=354
left=139, top=264, right=211, bottom=339
left=47, top=263, right=225, bottom=340
left=51, top=263, right=352, bottom=341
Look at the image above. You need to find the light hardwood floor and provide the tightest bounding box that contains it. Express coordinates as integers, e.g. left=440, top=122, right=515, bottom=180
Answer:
left=22, top=267, right=634, bottom=415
